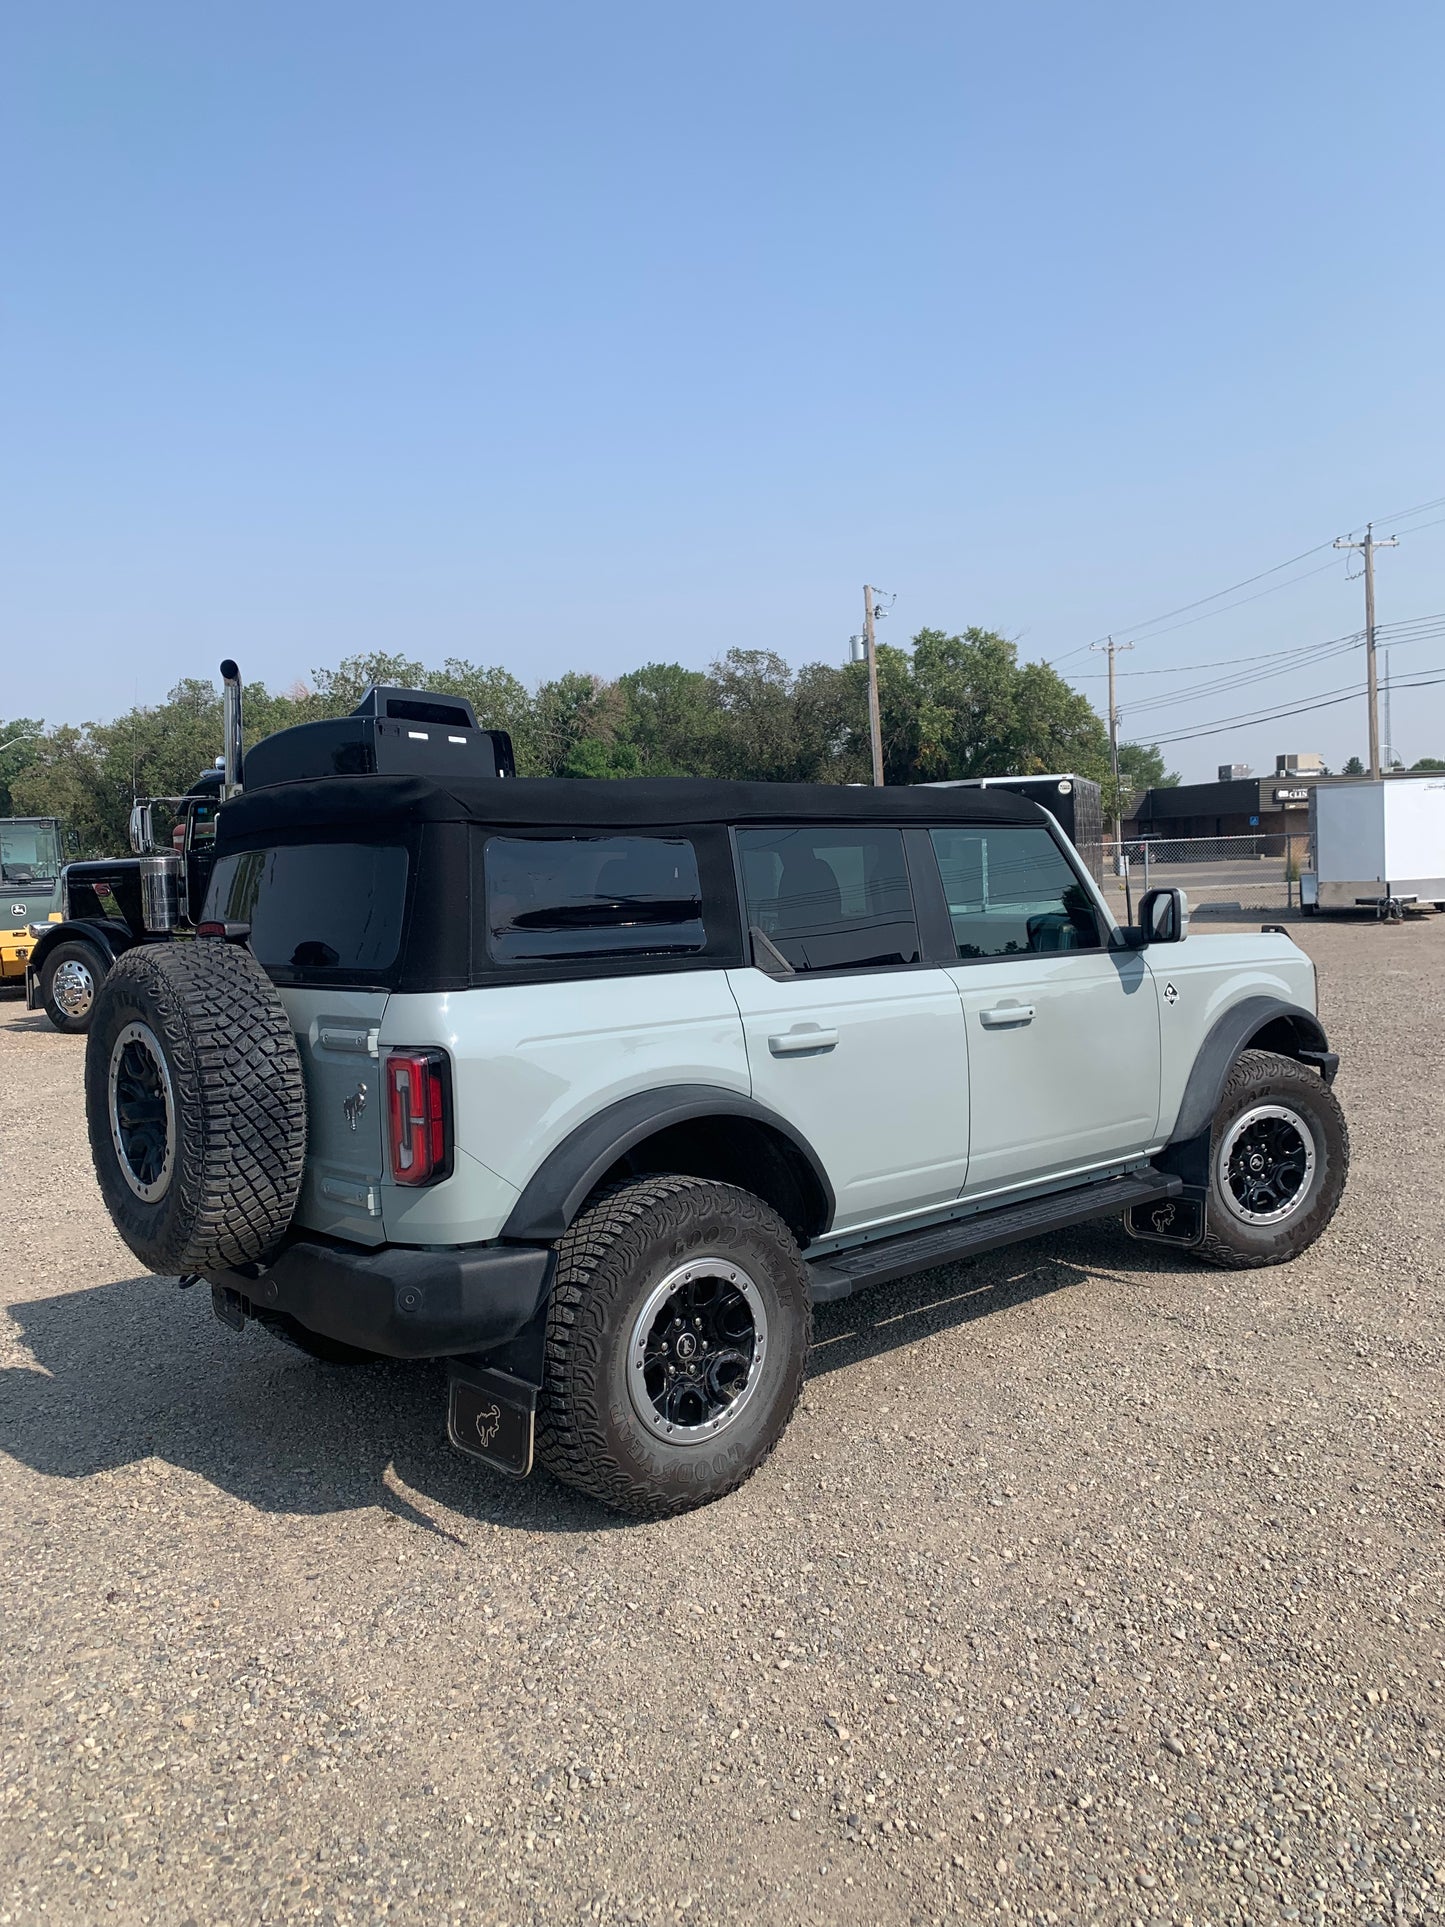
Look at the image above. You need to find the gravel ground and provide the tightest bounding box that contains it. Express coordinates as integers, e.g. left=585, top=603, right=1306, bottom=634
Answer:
left=1, top=917, right=1442, bottom=1927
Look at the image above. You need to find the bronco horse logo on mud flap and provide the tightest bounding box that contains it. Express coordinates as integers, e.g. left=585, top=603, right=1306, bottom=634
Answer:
left=474, top=1404, right=502, bottom=1449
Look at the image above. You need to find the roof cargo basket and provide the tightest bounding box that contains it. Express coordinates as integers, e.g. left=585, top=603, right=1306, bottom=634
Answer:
left=350, top=686, right=479, bottom=728
left=239, top=683, right=516, bottom=792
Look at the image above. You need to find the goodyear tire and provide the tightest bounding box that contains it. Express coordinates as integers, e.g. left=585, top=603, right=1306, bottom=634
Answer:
left=535, top=1175, right=811, bottom=1519
left=1199, top=1049, right=1348, bottom=1269
left=41, top=938, right=108, bottom=1033
left=85, top=941, right=306, bottom=1275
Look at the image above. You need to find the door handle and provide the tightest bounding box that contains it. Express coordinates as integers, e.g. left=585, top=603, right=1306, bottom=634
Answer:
left=979, top=1004, right=1035, bottom=1028
left=767, top=1026, right=839, bottom=1056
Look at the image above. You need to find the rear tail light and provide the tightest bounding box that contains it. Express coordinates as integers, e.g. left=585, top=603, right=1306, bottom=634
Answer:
left=385, top=1050, right=452, bottom=1186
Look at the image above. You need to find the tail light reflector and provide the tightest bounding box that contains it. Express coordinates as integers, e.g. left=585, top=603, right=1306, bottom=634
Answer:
left=385, top=1051, right=451, bottom=1186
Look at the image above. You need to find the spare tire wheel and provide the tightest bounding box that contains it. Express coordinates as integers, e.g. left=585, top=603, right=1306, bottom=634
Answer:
left=85, top=941, right=307, bottom=1274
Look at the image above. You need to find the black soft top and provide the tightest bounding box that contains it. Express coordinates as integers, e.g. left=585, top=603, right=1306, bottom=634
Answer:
left=216, top=774, right=1046, bottom=848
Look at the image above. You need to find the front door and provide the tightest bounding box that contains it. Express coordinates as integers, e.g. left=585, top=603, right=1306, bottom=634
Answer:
left=730, top=823, right=970, bottom=1232
left=926, top=822, right=1161, bottom=1199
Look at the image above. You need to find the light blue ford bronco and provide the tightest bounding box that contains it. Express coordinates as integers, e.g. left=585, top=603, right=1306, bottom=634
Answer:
left=82, top=674, right=1347, bottom=1517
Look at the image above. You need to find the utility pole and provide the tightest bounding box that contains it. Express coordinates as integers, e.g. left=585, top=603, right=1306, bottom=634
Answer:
left=862, top=584, right=884, bottom=787
left=1333, top=523, right=1398, bottom=779
left=1382, top=647, right=1393, bottom=771
left=1090, top=635, right=1133, bottom=847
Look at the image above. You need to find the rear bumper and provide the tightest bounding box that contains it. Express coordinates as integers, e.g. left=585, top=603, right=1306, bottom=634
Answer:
left=204, top=1234, right=555, bottom=1360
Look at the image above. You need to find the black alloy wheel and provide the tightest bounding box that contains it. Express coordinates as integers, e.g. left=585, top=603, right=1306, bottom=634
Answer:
left=628, top=1259, right=766, bottom=1442
left=108, top=1021, right=177, bottom=1202
left=1217, top=1105, right=1313, bottom=1225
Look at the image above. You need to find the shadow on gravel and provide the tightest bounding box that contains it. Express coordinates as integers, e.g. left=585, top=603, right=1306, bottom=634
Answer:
left=0, top=1221, right=1159, bottom=1533
left=0, top=1273, right=620, bottom=1536
left=0, top=1008, right=63, bottom=1033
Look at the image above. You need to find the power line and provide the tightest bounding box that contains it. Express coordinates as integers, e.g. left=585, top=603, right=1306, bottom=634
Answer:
left=1050, top=488, right=1443, bottom=668
left=1121, top=636, right=1364, bottom=718
left=1141, top=669, right=1445, bottom=748
left=1385, top=510, right=1445, bottom=539
left=1069, top=627, right=1368, bottom=681
left=1369, top=492, right=1445, bottom=526
left=1054, top=540, right=1340, bottom=658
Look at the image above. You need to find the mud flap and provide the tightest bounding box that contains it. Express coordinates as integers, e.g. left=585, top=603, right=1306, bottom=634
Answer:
left=447, top=1362, right=537, bottom=1479
left=1124, top=1196, right=1206, bottom=1249
left=211, top=1284, right=247, bottom=1332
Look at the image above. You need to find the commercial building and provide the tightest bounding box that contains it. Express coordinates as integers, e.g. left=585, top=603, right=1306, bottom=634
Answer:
left=1128, top=757, right=1420, bottom=843
left=1127, top=774, right=1317, bottom=842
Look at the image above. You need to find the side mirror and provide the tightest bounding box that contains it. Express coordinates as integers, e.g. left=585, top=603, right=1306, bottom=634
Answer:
left=1138, top=885, right=1189, bottom=945
left=128, top=802, right=155, bottom=855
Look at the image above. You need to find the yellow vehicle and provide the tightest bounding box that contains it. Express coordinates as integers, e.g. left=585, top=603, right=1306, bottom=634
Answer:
left=0, top=817, right=64, bottom=990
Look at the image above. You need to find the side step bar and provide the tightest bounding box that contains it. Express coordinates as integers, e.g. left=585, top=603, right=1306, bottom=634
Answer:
left=805, top=1170, right=1183, bottom=1305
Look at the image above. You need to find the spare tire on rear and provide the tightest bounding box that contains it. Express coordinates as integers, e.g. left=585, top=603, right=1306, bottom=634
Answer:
left=85, top=940, right=307, bottom=1275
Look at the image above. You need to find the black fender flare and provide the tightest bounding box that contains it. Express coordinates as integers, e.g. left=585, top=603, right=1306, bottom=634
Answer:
left=26, top=920, right=138, bottom=1007
left=501, top=1084, right=836, bottom=1244
left=1159, top=996, right=1335, bottom=1188
left=28, top=918, right=137, bottom=982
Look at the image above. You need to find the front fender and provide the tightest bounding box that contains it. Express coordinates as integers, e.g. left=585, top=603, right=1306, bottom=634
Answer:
left=1157, top=995, right=1335, bottom=1190
left=24, top=919, right=138, bottom=1007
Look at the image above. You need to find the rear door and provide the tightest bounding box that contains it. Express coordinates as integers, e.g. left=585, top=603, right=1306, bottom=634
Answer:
left=926, top=822, right=1161, bottom=1198
left=205, top=840, right=412, bottom=1245
left=729, top=824, right=970, bottom=1233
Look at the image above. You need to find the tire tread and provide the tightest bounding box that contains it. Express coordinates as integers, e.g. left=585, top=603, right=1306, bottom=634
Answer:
left=85, top=941, right=307, bottom=1274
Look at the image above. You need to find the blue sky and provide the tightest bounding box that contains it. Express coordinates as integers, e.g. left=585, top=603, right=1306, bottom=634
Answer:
left=3, top=1, right=1444, bottom=779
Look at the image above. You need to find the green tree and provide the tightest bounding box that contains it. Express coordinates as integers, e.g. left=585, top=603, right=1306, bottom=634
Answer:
left=1116, top=743, right=1178, bottom=793
left=309, top=652, right=428, bottom=713
left=909, top=628, right=1111, bottom=786
left=7, top=620, right=1152, bottom=839
left=704, top=650, right=867, bottom=783
left=532, top=672, right=628, bottom=778
left=431, top=659, right=538, bottom=770
left=0, top=719, right=46, bottom=818
left=1343, top=755, right=1366, bottom=776
left=1410, top=756, right=1445, bottom=771
left=615, top=663, right=719, bottom=776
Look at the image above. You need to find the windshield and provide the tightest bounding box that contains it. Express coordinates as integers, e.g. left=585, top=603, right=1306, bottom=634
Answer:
left=0, top=820, right=60, bottom=888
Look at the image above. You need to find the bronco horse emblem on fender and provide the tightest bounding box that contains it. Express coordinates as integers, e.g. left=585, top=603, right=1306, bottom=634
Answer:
left=343, top=1082, right=368, bottom=1132
left=474, top=1404, right=502, bottom=1449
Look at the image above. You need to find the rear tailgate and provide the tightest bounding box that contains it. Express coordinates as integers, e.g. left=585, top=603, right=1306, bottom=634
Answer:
left=279, top=988, right=392, bottom=1245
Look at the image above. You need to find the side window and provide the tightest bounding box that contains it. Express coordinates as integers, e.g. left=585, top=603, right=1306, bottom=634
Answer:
left=736, top=826, right=920, bottom=973
left=929, top=825, right=1101, bottom=959
left=485, top=835, right=706, bottom=963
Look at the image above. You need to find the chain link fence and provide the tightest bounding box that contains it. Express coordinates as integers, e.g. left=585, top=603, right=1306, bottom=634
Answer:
left=1076, top=833, right=1310, bottom=918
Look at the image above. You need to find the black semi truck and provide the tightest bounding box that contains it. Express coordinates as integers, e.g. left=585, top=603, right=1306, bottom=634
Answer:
left=26, top=662, right=513, bottom=1031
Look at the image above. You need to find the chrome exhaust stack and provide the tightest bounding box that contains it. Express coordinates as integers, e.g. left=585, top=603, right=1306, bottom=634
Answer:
left=220, top=659, right=244, bottom=799
left=139, top=853, right=182, bottom=932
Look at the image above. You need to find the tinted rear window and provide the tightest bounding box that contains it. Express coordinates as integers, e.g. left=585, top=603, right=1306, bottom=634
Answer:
left=206, top=845, right=409, bottom=976
left=485, top=835, right=705, bottom=963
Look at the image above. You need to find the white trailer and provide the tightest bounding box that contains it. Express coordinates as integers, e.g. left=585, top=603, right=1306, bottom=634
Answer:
left=1301, top=777, right=1445, bottom=919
